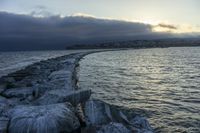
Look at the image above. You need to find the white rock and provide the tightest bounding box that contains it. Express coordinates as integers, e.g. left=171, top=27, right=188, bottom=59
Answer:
left=84, top=100, right=111, bottom=125
left=2, top=87, right=34, bottom=98
left=8, top=102, right=80, bottom=133
left=35, top=89, right=91, bottom=105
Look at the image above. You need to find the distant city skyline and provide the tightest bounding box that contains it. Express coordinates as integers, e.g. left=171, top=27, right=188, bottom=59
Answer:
left=0, top=0, right=199, bottom=33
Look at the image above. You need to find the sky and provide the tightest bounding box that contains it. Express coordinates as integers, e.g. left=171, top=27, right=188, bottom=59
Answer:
left=0, top=0, right=199, bottom=51
left=0, top=0, right=199, bottom=31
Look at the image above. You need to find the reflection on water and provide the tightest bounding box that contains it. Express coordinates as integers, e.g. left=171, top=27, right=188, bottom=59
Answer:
left=79, top=47, right=200, bottom=133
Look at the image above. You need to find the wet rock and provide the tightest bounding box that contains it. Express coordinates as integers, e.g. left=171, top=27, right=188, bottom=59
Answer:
left=0, top=96, right=13, bottom=116
left=81, top=126, right=99, bottom=133
left=0, top=77, right=16, bottom=89
left=63, top=58, right=76, bottom=64
left=97, top=122, right=130, bottom=133
left=0, top=117, right=9, bottom=133
left=8, top=71, right=31, bottom=81
left=2, top=87, right=34, bottom=98
left=84, top=100, right=111, bottom=125
left=76, top=104, right=87, bottom=127
left=8, top=102, right=80, bottom=133
left=48, top=70, right=73, bottom=89
left=35, top=89, right=91, bottom=105
left=0, top=85, right=6, bottom=93
left=0, top=96, right=21, bottom=117
left=130, top=116, right=153, bottom=133
left=0, top=96, right=8, bottom=115
left=84, top=100, right=132, bottom=126
left=0, top=83, right=7, bottom=94
left=48, top=70, right=72, bottom=80
left=84, top=100, right=154, bottom=132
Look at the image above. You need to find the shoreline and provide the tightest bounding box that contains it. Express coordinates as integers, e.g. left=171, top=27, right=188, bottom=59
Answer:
left=0, top=50, right=154, bottom=133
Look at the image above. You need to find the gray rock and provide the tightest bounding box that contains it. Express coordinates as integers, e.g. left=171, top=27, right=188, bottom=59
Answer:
left=84, top=100, right=111, bottom=125
left=8, top=102, right=80, bottom=133
left=130, top=116, right=153, bottom=133
left=0, top=84, right=6, bottom=93
left=0, top=117, right=9, bottom=133
left=0, top=96, right=19, bottom=117
left=48, top=70, right=72, bottom=81
left=0, top=96, right=8, bottom=115
left=97, top=122, right=130, bottom=133
left=35, top=89, right=91, bottom=106
left=48, top=70, right=73, bottom=90
left=84, top=100, right=131, bottom=126
left=2, top=87, right=34, bottom=98
left=63, top=58, right=76, bottom=64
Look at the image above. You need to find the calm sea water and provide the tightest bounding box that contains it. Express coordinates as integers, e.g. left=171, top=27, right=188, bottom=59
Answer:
left=79, top=47, right=200, bottom=133
left=0, top=50, right=88, bottom=77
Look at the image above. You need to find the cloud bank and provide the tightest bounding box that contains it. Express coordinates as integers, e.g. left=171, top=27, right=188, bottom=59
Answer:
left=0, top=12, right=199, bottom=51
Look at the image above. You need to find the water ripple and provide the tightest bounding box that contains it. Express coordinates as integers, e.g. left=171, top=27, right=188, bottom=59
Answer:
left=79, top=47, right=200, bottom=133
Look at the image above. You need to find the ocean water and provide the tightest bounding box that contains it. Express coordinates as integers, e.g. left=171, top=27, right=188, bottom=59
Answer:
left=79, top=47, right=200, bottom=133
left=0, top=50, right=87, bottom=78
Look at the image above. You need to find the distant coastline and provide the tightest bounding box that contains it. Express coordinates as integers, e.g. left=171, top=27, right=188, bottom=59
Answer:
left=66, top=38, right=200, bottom=50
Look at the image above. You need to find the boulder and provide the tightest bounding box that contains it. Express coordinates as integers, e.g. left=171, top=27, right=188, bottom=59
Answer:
left=84, top=100, right=111, bottom=125
left=0, top=117, right=9, bottom=133
left=35, top=89, right=91, bottom=105
left=0, top=84, right=6, bottom=93
left=84, top=100, right=131, bottom=126
left=97, top=122, right=130, bottom=133
left=0, top=96, right=8, bottom=115
left=63, top=58, right=76, bottom=64
left=48, top=70, right=73, bottom=90
left=8, top=102, right=80, bottom=133
left=48, top=70, right=72, bottom=81
left=0, top=96, right=20, bottom=117
left=2, top=87, right=34, bottom=98
left=130, top=116, right=153, bottom=133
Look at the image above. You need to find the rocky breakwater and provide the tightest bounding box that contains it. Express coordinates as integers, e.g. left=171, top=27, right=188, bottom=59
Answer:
left=0, top=51, right=154, bottom=133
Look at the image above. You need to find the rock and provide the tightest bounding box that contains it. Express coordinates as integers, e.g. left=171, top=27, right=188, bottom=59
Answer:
left=63, top=58, right=76, bottom=64
left=48, top=70, right=73, bottom=90
left=8, top=102, right=80, bottom=133
left=48, top=70, right=72, bottom=81
left=0, top=96, right=19, bottom=117
left=0, top=96, right=8, bottom=115
left=0, top=77, right=16, bottom=89
left=81, top=126, right=98, bottom=133
left=84, top=100, right=111, bottom=125
left=130, top=116, right=153, bottom=133
left=75, top=104, right=87, bottom=127
left=84, top=100, right=132, bottom=126
left=8, top=71, right=30, bottom=81
left=35, top=89, right=91, bottom=106
left=0, top=84, right=6, bottom=93
left=2, top=87, right=34, bottom=98
left=0, top=117, right=9, bottom=133
left=97, top=122, right=130, bottom=133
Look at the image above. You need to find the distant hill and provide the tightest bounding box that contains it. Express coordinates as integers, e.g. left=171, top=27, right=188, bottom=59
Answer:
left=65, top=38, right=200, bottom=49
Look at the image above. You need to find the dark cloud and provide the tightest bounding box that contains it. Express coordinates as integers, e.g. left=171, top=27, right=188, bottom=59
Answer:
left=157, top=23, right=177, bottom=30
left=0, top=12, right=194, bottom=51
